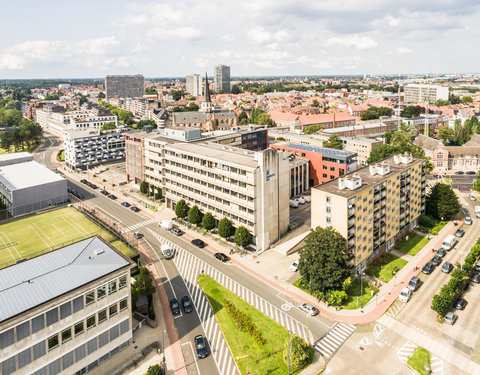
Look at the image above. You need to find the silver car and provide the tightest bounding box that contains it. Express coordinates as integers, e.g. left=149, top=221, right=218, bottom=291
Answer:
left=298, top=303, right=319, bottom=316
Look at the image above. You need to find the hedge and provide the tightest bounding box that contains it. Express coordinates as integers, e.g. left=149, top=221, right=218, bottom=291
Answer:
left=223, top=298, right=265, bottom=345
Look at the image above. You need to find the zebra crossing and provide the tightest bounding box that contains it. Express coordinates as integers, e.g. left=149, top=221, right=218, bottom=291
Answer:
left=125, top=218, right=157, bottom=232
left=397, top=342, right=444, bottom=374
left=385, top=299, right=405, bottom=318
left=313, top=322, right=356, bottom=358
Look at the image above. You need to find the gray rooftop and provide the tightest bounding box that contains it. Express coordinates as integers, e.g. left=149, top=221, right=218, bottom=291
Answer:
left=0, top=236, right=131, bottom=323
left=0, top=161, right=65, bottom=191
left=0, top=152, right=33, bottom=167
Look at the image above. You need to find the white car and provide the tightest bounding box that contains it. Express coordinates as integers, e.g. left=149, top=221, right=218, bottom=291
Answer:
left=465, top=216, right=472, bottom=225
left=398, top=287, right=412, bottom=303
left=298, top=303, right=318, bottom=316
left=290, top=261, right=298, bottom=272
left=297, top=197, right=305, bottom=205
left=303, top=196, right=311, bottom=203
left=289, top=199, right=299, bottom=208
left=470, top=193, right=476, bottom=201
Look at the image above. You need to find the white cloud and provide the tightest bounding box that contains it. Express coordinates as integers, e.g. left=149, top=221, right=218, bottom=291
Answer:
left=325, top=34, right=378, bottom=50
left=221, top=34, right=235, bottom=42
left=396, top=47, right=413, bottom=54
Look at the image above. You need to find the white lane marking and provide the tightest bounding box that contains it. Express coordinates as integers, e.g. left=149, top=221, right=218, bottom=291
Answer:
left=181, top=342, right=201, bottom=375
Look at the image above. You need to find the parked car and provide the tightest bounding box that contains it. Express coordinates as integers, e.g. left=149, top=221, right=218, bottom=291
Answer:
left=90, top=184, right=98, bottom=189
left=194, top=335, right=209, bottom=359
left=191, top=239, right=206, bottom=248
left=289, top=199, right=299, bottom=208
left=181, top=296, right=193, bottom=313
left=441, top=262, right=453, bottom=273
left=431, top=255, right=442, bottom=266
left=436, top=248, right=446, bottom=258
left=465, top=217, right=472, bottom=225
left=455, top=228, right=465, bottom=237
left=407, top=276, right=421, bottom=291
left=298, top=303, right=318, bottom=316
left=290, top=261, right=299, bottom=272
left=170, top=227, right=183, bottom=236
left=214, top=253, right=229, bottom=262
left=455, top=171, right=465, bottom=175
left=297, top=197, right=305, bottom=205
left=121, top=201, right=131, bottom=207
left=169, top=298, right=180, bottom=316
left=77, top=193, right=85, bottom=200
left=67, top=187, right=73, bottom=193
left=454, top=298, right=467, bottom=310
left=467, top=171, right=477, bottom=175
left=398, top=287, right=412, bottom=303
left=80, top=179, right=88, bottom=184
left=470, top=193, right=476, bottom=201
left=303, top=196, right=311, bottom=203
left=444, top=312, right=457, bottom=325
left=422, top=262, right=435, bottom=274
left=108, top=194, right=117, bottom=200
left=133, top=232, right=143, bottom=239
left=101, top=190, right=109, bottom=196
left=475, top=260, right=480, bottom=272
left=471, top=272, right=480, bottom=283
left=130, top=206, right=140, bottom=212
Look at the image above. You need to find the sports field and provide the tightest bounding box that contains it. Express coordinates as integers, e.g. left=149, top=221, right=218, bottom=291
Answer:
left=0, top=206, right=136, bottom=269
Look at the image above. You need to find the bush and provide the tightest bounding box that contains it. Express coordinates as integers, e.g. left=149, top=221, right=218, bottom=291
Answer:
left=145, top=364, right=162, bottom=375
left=418, top=215, right=435, bottom=228
left=175, top=199, right=189, bottom=219
left=148, top=306, right=156, bottom=320
left=327, top=290, right=348, bottom=306
left=140, top=181, right=149, bottom=195
left=218, top=217, right=233, bottom=238
left=188, top=205, right=202, bottom=225
left=202, top=212, right=216, bottom=230
left=223, top=298, right=265, bottom=344
left=283, top=334, right=310, bottom=371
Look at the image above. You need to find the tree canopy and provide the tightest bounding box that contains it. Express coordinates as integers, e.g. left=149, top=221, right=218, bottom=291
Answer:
left=201, top=212, right=216, bottom=230
left=218, top=217, right=233, bottom=238
left=101, top=122, right=116, bottom=131
left=360, top=106, right=392, bottom=121
left=136, top=119, right=157, bottom=129
left=400, top=105, right=424, bottom=118
left=249, top=108, right=272, bottom=127
left=304, top=124, right=323, bottom=134
left=0, top=119, right=43, bottom=152
left=238, top=111, right=248, bottom=125
left=323, top=133, right=343, bottom=150
left=188, top=205, right=202, bottom=224
left=426, top=183, right=461, bottom=220
left=436, top=125, right=455, bottom=145
left=175, top=199, right=189, bottom=219
left=234, top=226, right=252, bottom=247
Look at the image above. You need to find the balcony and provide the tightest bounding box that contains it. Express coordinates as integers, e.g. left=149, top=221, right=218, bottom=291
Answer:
left=348, top=218, right=355, bottom=228
left=348, top=208, right=355, bottom=217
left=348, top=238, right=355, bottom=247
left=348, top=229, right=355, bottom=238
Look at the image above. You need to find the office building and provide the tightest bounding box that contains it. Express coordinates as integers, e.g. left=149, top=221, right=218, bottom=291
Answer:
left=186, top=74, right=202, bottom=97
left=311, top=154, right=426, bottom=272
left=0, top=153, right=67, bottom=216
left=105, top=75, right=145, bottom=100
left=214, top=65, right=230, bottom=93
left=0, top=236, right=134, bottom=375
left=404, top=84, right=449, bottom=103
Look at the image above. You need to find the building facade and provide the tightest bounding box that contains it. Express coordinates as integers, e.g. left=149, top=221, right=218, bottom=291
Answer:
left=214, top=65, right=230, bottom=93
left=105, top=75, right=145, bottom=100
left=0, top=236, right=134, bottom=375
left=404, top=84, right=449, bottom=103
left=186, top=74, right=202, bottom=97
left=311, top=154, right=426, bottom=272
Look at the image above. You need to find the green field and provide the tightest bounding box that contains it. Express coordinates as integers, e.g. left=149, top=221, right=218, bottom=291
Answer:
left=0, top=206, right=136, bottom=268
left=395, top=233, right=429, bottom=256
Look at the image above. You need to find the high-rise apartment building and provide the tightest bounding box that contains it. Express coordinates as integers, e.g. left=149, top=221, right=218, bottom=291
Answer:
left=214, top=65, right=230, bottom=93
left=404, top=84, right=449, bottom=103
left=185, top=74, right=202, bottom=97
left=105, top=75, right=145, bottom=100
left=311, top=154, right=426, bottom=273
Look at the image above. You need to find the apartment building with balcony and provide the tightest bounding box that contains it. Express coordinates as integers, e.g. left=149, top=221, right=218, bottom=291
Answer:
left=311, top=154, right=426, bottom=273
left=0, top=236, right=134, bottom=375
left=404, top=84, right=449, bottom=103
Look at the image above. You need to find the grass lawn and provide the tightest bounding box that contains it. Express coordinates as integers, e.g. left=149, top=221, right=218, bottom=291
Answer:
left=444, top=178, right=452, bottom=184
left=0, top=206, right=136, bottom=268
left=365, top=253, right=408, bottom=283
left=430, top=221, right=447, bottom=235
left=395, top=233, right=429, bottom=256
left=407, top=347, right=431, bottom=375
left=199, top=274, right=313, bottom=375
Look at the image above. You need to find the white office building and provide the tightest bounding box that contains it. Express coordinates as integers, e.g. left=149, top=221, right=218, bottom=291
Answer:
left=404, top=84, right=449, bottom=103
left=186, top=74, right=202, bottom=97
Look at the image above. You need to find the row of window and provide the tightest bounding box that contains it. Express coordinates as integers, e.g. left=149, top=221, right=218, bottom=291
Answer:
left=165, top=151, right=248, bottom=176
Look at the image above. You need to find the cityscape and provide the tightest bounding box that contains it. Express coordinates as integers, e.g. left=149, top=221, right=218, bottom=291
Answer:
left=1, top=2, right=480, bottom=375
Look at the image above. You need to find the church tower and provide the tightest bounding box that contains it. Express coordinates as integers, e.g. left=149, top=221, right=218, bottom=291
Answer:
left=200, top=72, right=215, bottom=113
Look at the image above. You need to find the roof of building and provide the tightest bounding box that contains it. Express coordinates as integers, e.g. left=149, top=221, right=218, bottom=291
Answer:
left=464, top=134, right=480, bottom=147
left=413, top=134, right=442, bottom=151
left=0, top=160, right=65, bottom=191
left=445, top=146, right=480, bottom=157
left=299, top=112, right=357, bottom=126
left=173, top=112, right=207, bottom=123
left=0, top=236, right=131, bottom=323
left=0, top=152, right=32, bottom=163
left=272, top=142, right=357, bottom=161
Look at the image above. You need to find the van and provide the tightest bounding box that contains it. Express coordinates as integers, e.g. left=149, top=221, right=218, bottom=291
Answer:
left=475, top=206, right=480, bottom=218
left=442, top=234, right=457, bottom=251
left=161, top=244, right=174, bottom=259
left=161, top=220, right=173, bottom=230
left=399, top=288, right=412, bottom=303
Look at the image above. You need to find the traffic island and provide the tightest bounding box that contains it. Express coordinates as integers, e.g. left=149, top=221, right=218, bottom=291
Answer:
left=407, top=347, right=431, bottom=375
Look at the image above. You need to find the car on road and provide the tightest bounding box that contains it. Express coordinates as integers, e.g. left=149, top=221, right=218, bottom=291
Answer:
left=169, top=298, right=180, bottom=316
left=454, top=298, right=467, bottom=310
left=467, top=171, right=477, bottom=175
left=214, top=253, right=229, bottom=262
left=471, top=272, right=480, bottom=283
left=444, top=312, right=458, bottom=325
left=290, top=261, right=299, bottom=272
left=422, top=262, right=435, bottom=274
left=181, top=296, right=193, bottom=313
left=108, top=194, right=117, bottom=200
left=90, top=184, right=98, bottom=189
left=194, top=335, right=209, bottom=359
left=455, top=171, right=465, bottom=175
left=303, top=196, right=311, bottom=203
left=100, top=190, right=109, bottom=196
left=431, top=255, right=442, bottom=267
left=399, top=287, right=412, bottom=303
left=407, top=276, right=421, bottom=291
left=77, top=193, right=85, bottom=200
left=130, top=206, right=140, bottom=212
left=121, top=201, right=131, bottom=207
left=470, top=193, right=476, bottom=201
left=298, top=303, right=319, bottom=316
left=170, top=228, right=183, bottom=236
left=133, top=232, right=144, bottom=239
left=80, top=179, right=88, bottom=184
left=436, top=248, right=446, bottom=258
left=191, top=239, right=206, bottom=248
left=465, top=217, right=472, bottom=225
left=455, top=228, right=465, bottom=237
left=441, top=262, right=453, bottom=273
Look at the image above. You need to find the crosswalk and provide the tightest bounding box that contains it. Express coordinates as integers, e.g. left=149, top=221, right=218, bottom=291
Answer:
left=313, top=322, right=356, bottom=358
left=125, top=218, right=157, bottom=232
left=397, top=342, right=444, bottom=374
left=385, top=299, right=405, bottom=318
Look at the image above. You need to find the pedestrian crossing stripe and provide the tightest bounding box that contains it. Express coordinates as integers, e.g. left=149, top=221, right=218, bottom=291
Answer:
left=125, top=218, right=157, bottom=232
left=314, top=322, right=356, bottom=358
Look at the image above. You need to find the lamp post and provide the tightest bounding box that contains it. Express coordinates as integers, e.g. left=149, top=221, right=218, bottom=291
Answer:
left=360, top=272, right=365, bottom=310
left=288, top=330, right=292, bottom=375
left=162, top=328, right=167, bottom=375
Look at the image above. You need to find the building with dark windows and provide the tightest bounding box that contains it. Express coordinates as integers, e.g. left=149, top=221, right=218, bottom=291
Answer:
left=105, top=75, right=145, bottom=100
left=214, top=65, right=230, bottom=93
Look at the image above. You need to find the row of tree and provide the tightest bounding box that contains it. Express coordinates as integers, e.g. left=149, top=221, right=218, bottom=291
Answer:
left=360, top=106, right=392, bottom=121
left=139, top=181, right=163, bottom=200
left=0, top=119, right=43, bottom=151
left=98, top=100, right=134, bottom=125
left=436, top=116, right=480, bottom=146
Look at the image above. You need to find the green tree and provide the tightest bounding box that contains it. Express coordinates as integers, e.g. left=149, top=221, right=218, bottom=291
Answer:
left=435, top=99, right=450, bottom=106
left=304, top=124, right=323, bottom=134
left=234, top=226, right=251, bottom=247
left=188, top=205, right=202, bottom=224
left=464, top=116, right=480, bottom=139
left=97, top=92, right=105, bottom=99
left=133, top=267, right=156, bottom=297
left=360, top=106, right=392, bottom=120
left=399, top=122, right=417, bottom=138
left=175, top=199, right=189, bottom=219
left=171, top=90, right=183, bottom=101
left=437, top=125, right=455, bottom=144
left=101, top=122, right=116, bottom=131
left=449, top=93, right=461, bottom=104
left=136, top=119, right=157, bottom=129
left=201, top=212, right=216, bottom=230
left=312, top=99, right=320, bottom=107
left=231, top=85, right=240, bottom=94
left=426, top=183, right=461, bottom=220
left=431, top=292, right=453, bottom=317
left=472, top=172, right=480, bottom=192
left=401, top=105, right=424, bottom=118
left=140, top=181, right=149, bottom=194
left=282, top=335, right=310, bottom=371
left=218, top=217, right=233, bottom=238
left=298, top=227, right=349, bottom=294
left=154, top=188, right=163, bottom=200
left=238, top=111, right=248, bottom=125
left=145, top=364, right=162, bottom=375
left=453, top=120, right=466, bottom=145
left=323, top=133, right=343, bottom=150
left=249, top=108, right=272, bottom=126
left=44, top=92, right=60, bottom=100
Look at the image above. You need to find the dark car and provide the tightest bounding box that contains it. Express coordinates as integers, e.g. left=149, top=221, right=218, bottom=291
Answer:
left=121, top=201, right=131, bottom=207
left=441, top=262, right=453, bottom=273
left=455, top=171, right=465, bottom=175
left=471, top=272, right=480, bottom=283
left=455, top=229, right=465, bottom=237
left=181, top=296, right=193, bottom=313
left=194, top=335, right=209, bottom=359
left=133, top=232, right=144, bottom=239
left=170, top=227, right=183, bottom=236
left=77, top=193, right=85, bottom=200
left=214, top=253, right=229, bottom=262
left=407, top=276, right=421, bottom=291
left=100, top=190, right=109, bottom=196
left=191, top=239, right=206, bottom=248
left=431, top=255, right=442, bottom=267
left=67, top=187, right=73, bottom=193
left=108, top=194, right=117, bottom=200
left=422, top=262, right=435, bottom=274
left=436, top=248, right=446, bottom=258
left=130, top=206, right=140, bottom=212
left=454, top=297, right=467, bottom=310
left=90, top=184, right=98, bottom=189
left=80, top=179, right=88, bottom=184
left=467, top=171, right=476, bottom=175
left=170, top=298, right=181, bottom=316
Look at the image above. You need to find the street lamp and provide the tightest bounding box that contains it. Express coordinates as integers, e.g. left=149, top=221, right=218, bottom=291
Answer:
left=162, top=328, right=167, bottom=375
left=360, top=272, right=365, bottom=310
left=287, top=330, right=292, bottom=375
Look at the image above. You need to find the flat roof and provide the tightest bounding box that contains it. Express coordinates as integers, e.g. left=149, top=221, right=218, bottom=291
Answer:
left=0, top=152, right=32, bottom=163
left=0, top=161, right=65, bottom=191
left=0, top=236, right=131, bottom=323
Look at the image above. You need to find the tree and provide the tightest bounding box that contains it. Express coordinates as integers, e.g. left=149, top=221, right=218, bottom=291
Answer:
left=133, top=267, right=156, bottom=297
left=304, top=124, right=323, bottom=134
left=231, top=85, right=240, bottom=94
left=401, top=105, right=423, bottom=118
left=202, top=212, right=216, bottom=230
left=462, top=96, right=473, bottom=103
left=426, top=183, right=461, bottom=220
left=453, top=120, right=466, bottom=145
left=188, top=205, right=202, bottom=225
left=136, top=119, right=157, bottom=129
left=437, top=125, right=455, bottom=145
left=171, top=90, right=183, bottom=101
left=249, top=108, right=272, bottom=126
left=238, top=111, right=248, bottom=125
left=101, top=122, right=116, bottom=131
left=472, top=172, right=480, bottom=192
left=140, top=181, right=149, bottom=194
left=312, top=99, right=320, bottom=107
left=464, top=116, right=480, bottom=139
left=234, top=226, right=251, bottom=247
left=145, top=364, right=162, bottom=375
left=154, top=188, right=162, bottom=200
left=298, top=227, right=349, bottom=294
left=218, top=217, right=233, bottom=238
left=449, top=93, right=461, bottom=104
left=282, top=334, right=310, bottom=371
left=175, top=199, right=189, bottom=219
left=435, top=99, right=450, bottom=106
left=44, top=92, right=60, bottom=100
left=360, top=106, right=392, bottom=120
left=399, top=122, right=417, bottom=138
left=323, top=133, right=343, bottom=150
left=97, top=92, right=105, bottom=99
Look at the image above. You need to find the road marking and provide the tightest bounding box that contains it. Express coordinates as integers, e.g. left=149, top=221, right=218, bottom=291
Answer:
left=359, top=337, right=372, bottom=346
left=374, top=324, right=385, bottom=338
left=397, top=342, right=417, bottom=363
left=314, top=322, right=356, bottom=359
left=125, top=218, right=157, bottom=232
left=181, top=342, right=201, bottom=375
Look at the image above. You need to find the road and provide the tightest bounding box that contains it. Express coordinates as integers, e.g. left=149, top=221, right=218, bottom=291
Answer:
left=33, top=132, right=335, bottom=375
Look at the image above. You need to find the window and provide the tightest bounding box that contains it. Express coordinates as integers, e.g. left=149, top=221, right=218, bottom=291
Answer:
left=87, top=315, right=96, bottom=330
left=48, top=334, right=59, bottom=351
left=97, top=285, right=106, bottom=300
left=46, top=308, right=59, bottom=326
left=109, top=304, right=118, bottom=317
left=323, top=173, right=327, bottom=178
left=326, top=217, right=331, bottom=223
left=108, top=281, right=117, bottom=295
left=326, top=207, right=331, bottom=213
left=61, top=328, right=72, bottom=343
left=98, top=309, right=107, bottom=324
left=74, top=322, right=84, bottom=336
left=330, top=167, right=335, bottom=171
left=119, top=299, right=128, bottom=311
left=323, top=165, right=327, bottom=170
left=85, top=291, right=95, bottom=305
left=119, top=276, right=127, bottom=289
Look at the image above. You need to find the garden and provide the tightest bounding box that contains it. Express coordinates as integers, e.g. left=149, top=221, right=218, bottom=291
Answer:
left=364, top=253, right=408, bottom=283
left=395, top=232, right=429, bottom=256
left=407, top=347, right=431, bottom=375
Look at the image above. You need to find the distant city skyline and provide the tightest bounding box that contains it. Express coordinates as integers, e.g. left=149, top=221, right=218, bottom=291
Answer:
left=0, top=0, right=479, bottom=79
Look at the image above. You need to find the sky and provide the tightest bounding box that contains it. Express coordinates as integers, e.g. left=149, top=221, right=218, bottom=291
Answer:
left=0, top=0, right=479, bottom=79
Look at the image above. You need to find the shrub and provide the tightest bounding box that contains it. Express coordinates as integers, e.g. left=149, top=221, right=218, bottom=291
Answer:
left=234, top=226, right=252, bottom=247
left=283, top=334, right=310, bottom=370
left=218, top=217, right=233, bottom=238
left=418, top=215, right=435, bottom=228
left=327, top=290, right=348, bottom=306
left=188, top=205, right=202, bottom=225
left=175, top=199, right=189, bottom=219
left=148, top=306, right=156, bottom=320
left=223, top=298, right=265, bottom=345
left=145, top=364, right=162, bottom=375
left=140, top=181, right=149, bottom=194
